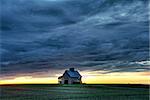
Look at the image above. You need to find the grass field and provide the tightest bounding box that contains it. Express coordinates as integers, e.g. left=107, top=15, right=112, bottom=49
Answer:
left=0, top=84, right=149, bottom=100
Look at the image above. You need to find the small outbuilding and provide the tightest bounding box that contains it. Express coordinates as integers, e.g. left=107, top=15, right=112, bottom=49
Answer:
left=58, top=68, right=82, bottom=84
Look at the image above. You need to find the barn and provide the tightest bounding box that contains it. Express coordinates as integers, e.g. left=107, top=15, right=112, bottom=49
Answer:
left=58, top=68, right=82, bottom=84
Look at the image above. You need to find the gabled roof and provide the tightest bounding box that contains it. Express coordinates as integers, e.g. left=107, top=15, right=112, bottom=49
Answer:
left=65, top=70, right=81, bottom=78
left=58, top=68, right=82, bottom=79
left=58, top=76, right=63, bottom=79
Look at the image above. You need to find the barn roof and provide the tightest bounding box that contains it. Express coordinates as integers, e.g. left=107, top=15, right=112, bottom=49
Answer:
left=66, top=69, right=81, bottom=78
left=58, top=76, right=63, bottom=79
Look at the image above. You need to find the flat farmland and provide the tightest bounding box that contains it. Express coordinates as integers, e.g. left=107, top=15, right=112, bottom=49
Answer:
left=0, top=84, right=149, bottom=100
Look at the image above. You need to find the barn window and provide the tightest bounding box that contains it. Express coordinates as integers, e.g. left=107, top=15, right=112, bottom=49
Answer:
left=64, top=80, right=68, bottom=84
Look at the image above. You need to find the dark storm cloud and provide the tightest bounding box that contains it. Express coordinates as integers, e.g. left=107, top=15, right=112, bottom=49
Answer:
left=1, top=0, right=102, bottom=32
left=0, top=0, right=149, bottom=78
left=1, top=0, right=75, bottom=31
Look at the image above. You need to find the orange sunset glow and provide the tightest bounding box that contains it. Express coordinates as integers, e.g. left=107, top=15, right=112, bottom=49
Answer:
left=0, top=71, right=149, bottom=85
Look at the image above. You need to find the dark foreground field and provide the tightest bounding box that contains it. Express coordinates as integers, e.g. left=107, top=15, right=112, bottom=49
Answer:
left=0, top=84, right=149, bottom=100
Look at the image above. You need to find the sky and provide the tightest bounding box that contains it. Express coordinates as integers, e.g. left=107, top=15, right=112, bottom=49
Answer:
left=0, top=0, right=150, bottom=84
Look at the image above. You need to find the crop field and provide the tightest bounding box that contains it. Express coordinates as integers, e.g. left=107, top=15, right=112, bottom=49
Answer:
left=0, top=84, right=149, bottom=100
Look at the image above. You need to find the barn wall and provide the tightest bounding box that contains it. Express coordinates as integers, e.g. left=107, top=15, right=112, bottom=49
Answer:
left=62, top=72, right=70, bottom=84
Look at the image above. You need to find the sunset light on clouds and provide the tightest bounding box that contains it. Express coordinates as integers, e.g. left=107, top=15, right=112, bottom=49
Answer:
left=0, top=71, right=149, bottom=84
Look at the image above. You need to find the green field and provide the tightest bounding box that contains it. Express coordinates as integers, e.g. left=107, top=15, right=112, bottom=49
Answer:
left=0, top=84, right=149, bottom=100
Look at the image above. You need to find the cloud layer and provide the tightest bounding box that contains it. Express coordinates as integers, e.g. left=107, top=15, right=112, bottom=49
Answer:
left=1, top=0, right=149, bottom=78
